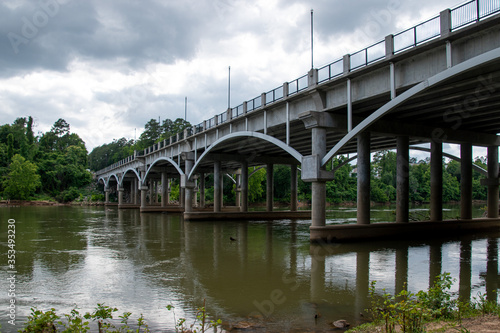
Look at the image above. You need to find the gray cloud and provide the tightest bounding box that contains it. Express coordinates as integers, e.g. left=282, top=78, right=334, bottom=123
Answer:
left=0, top=0, right=464, bottom=150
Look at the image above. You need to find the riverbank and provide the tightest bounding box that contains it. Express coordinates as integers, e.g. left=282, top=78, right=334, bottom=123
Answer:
left=0, top=199, right=105, bottom=207
left=349, top=314, right=500, bottom=332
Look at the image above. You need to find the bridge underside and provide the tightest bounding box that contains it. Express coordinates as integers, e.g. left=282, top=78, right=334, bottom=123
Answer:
left=97, top=12, right=500, bottom=242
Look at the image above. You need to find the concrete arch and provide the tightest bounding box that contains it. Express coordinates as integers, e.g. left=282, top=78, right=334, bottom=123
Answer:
left=188, top=131, right=303, bottom=180
left=143, top=157, right=184, bottom=185
left=321, top=47, right=500, bottom=167
left=97, top=176, right=107, bottom=188
left=119, top=168, right=141, bottom=187
left=108, top=173, right=120, bottom=186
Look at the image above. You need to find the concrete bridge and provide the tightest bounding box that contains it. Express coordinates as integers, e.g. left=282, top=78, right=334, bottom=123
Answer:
left=96, top=1, right=500, bottom=242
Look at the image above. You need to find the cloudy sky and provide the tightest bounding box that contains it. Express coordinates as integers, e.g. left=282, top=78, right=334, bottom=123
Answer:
left=1, top=0, right=466, bottom=153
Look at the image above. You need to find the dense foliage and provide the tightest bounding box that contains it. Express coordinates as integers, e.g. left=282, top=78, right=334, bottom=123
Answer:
left=88, top=118, right=191, bottom=171
left=0, top=117, right=92, bottom=202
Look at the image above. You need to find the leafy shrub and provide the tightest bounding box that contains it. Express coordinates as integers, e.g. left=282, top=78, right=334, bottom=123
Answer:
left=56, top=187, right=80, bottom=203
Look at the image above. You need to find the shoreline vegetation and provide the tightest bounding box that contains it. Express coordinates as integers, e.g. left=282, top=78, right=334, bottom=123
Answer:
left=11, top=274, right=500, bottom=332
left=347, top=273, right=500, bottom=333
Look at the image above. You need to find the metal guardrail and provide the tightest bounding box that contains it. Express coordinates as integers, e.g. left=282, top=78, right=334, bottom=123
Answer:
left=452, top=0, right=500, bottom=30
left=97, top=0, right=500, bottom=175
left=232, top=103, right=244, bottom=119
left=288, top=74, right=308, bottom=96
left=318, top=58, right=343, bottom=83
left=247, top=95, right=262, bottom=113
left=265, top=86, right=284, bottom=105
left=394, top=15, right=440, bottom=53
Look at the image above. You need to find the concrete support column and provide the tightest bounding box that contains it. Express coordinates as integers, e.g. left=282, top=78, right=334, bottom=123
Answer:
left=148, top=180, right=153, bottom=205
left=299, top=111, right=335, bottom=229
left=136, top=178, right=141, bottom=205
left=396, top=136, right=409, bottom=222
left=167, top=178, right=171, bottom=204
left=180, top=186, right=185, bottom=208
left=290, top=164, right=298, bottom=211
left=241, top=161, right=248, bottom=212
left=430, top=141, right=443, bottom=221
left=235, top=173, right=241, bottom=207
left=184, top=156, right=194, bottom=213
left=214, top=161, right=221, bottom=212
left=118, top=187, right=124, bottom=206
left=200, top=173, right=205, bottom=208
left=266, top=163, right=274, bottom=212
left=153, top=180, right=158, bottom=204
left=161, top=172, right=167, bottom=207
left=140, top=184, right=148, bottom=209
left=487, top=146, right=499, bottom=218
left=461, top=143, right=473, bottom=219
left=311, top=182, right=326, bottom=226
left=105, top=189, right=110, bottom=204
left=194, top=179, right=198, bottom=207
left=357, top=131, right=371, bottom=225
left=131, top=180, right=137, bottom=205
left=311, top=127, right=327, bottom=227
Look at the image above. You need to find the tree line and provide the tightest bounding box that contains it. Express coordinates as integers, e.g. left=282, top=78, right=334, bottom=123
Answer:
left=0, top=117, right=92, bottom=202
left=0, top=116, right=489, bottom=204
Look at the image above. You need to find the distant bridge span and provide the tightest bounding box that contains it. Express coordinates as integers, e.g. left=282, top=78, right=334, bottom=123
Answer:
left=97, top=2, right=500, bottom=241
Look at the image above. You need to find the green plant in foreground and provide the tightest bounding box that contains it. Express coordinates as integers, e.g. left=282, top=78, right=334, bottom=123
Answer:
left=472, top=292, right=500, bottom=316
left=366, top=273, right=458, bottom=333
left=416, top=272, right=456, bottom=319
left=58, top=308, right=90, bottom=332
left=166, top=299, right=222, bottom=333
left=20, top=307, right=59, bottom=332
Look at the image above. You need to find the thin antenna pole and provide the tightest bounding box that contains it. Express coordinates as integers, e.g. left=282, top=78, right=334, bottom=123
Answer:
left=311, top=9, right=314, bottom=68
left=185, top=96, right=187, bottom=121
left=228, top=66, right=231, bottom=109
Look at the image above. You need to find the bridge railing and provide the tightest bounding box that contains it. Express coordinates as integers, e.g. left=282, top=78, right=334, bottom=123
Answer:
left=452, top=0, right=500, bottom=30
left=318, top=58, right=343, bottom=83
left=96, top=0, right=500, bottom=175
left=394, top=15, right=440, bottom=53
left=350, top=40, right=386, bottom=70
left=265, top=85, right=284, bottom=105
left=247, top=95, right=263, bottom=113
left=232, top=103, right=244, bottom=119
left=288, top=74, right=308, bottom=96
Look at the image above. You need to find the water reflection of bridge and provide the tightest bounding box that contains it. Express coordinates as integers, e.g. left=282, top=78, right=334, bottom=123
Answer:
left=129, top=210, right=499, bottom=328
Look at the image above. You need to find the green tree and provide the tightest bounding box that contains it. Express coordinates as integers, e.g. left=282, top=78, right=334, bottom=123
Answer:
left=88, top=138, right=135, bottom=171
left=3, top=154, right=41, bottom=200
left=51, top=118, right=70, bottom=137
left=26, top=116, right=34, bottom=145
left=248, top=167, right=266, bottom=202
left=326, top=155, right=357, bottom=203
left=160, top=118, right=191, bottom=141
left=138, top=119, right=162, bottom=148
left=7, top=133, right=14, bottom=161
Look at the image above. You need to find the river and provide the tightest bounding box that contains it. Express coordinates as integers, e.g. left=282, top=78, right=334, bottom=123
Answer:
left=0, top=204, right=498, bottom=332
